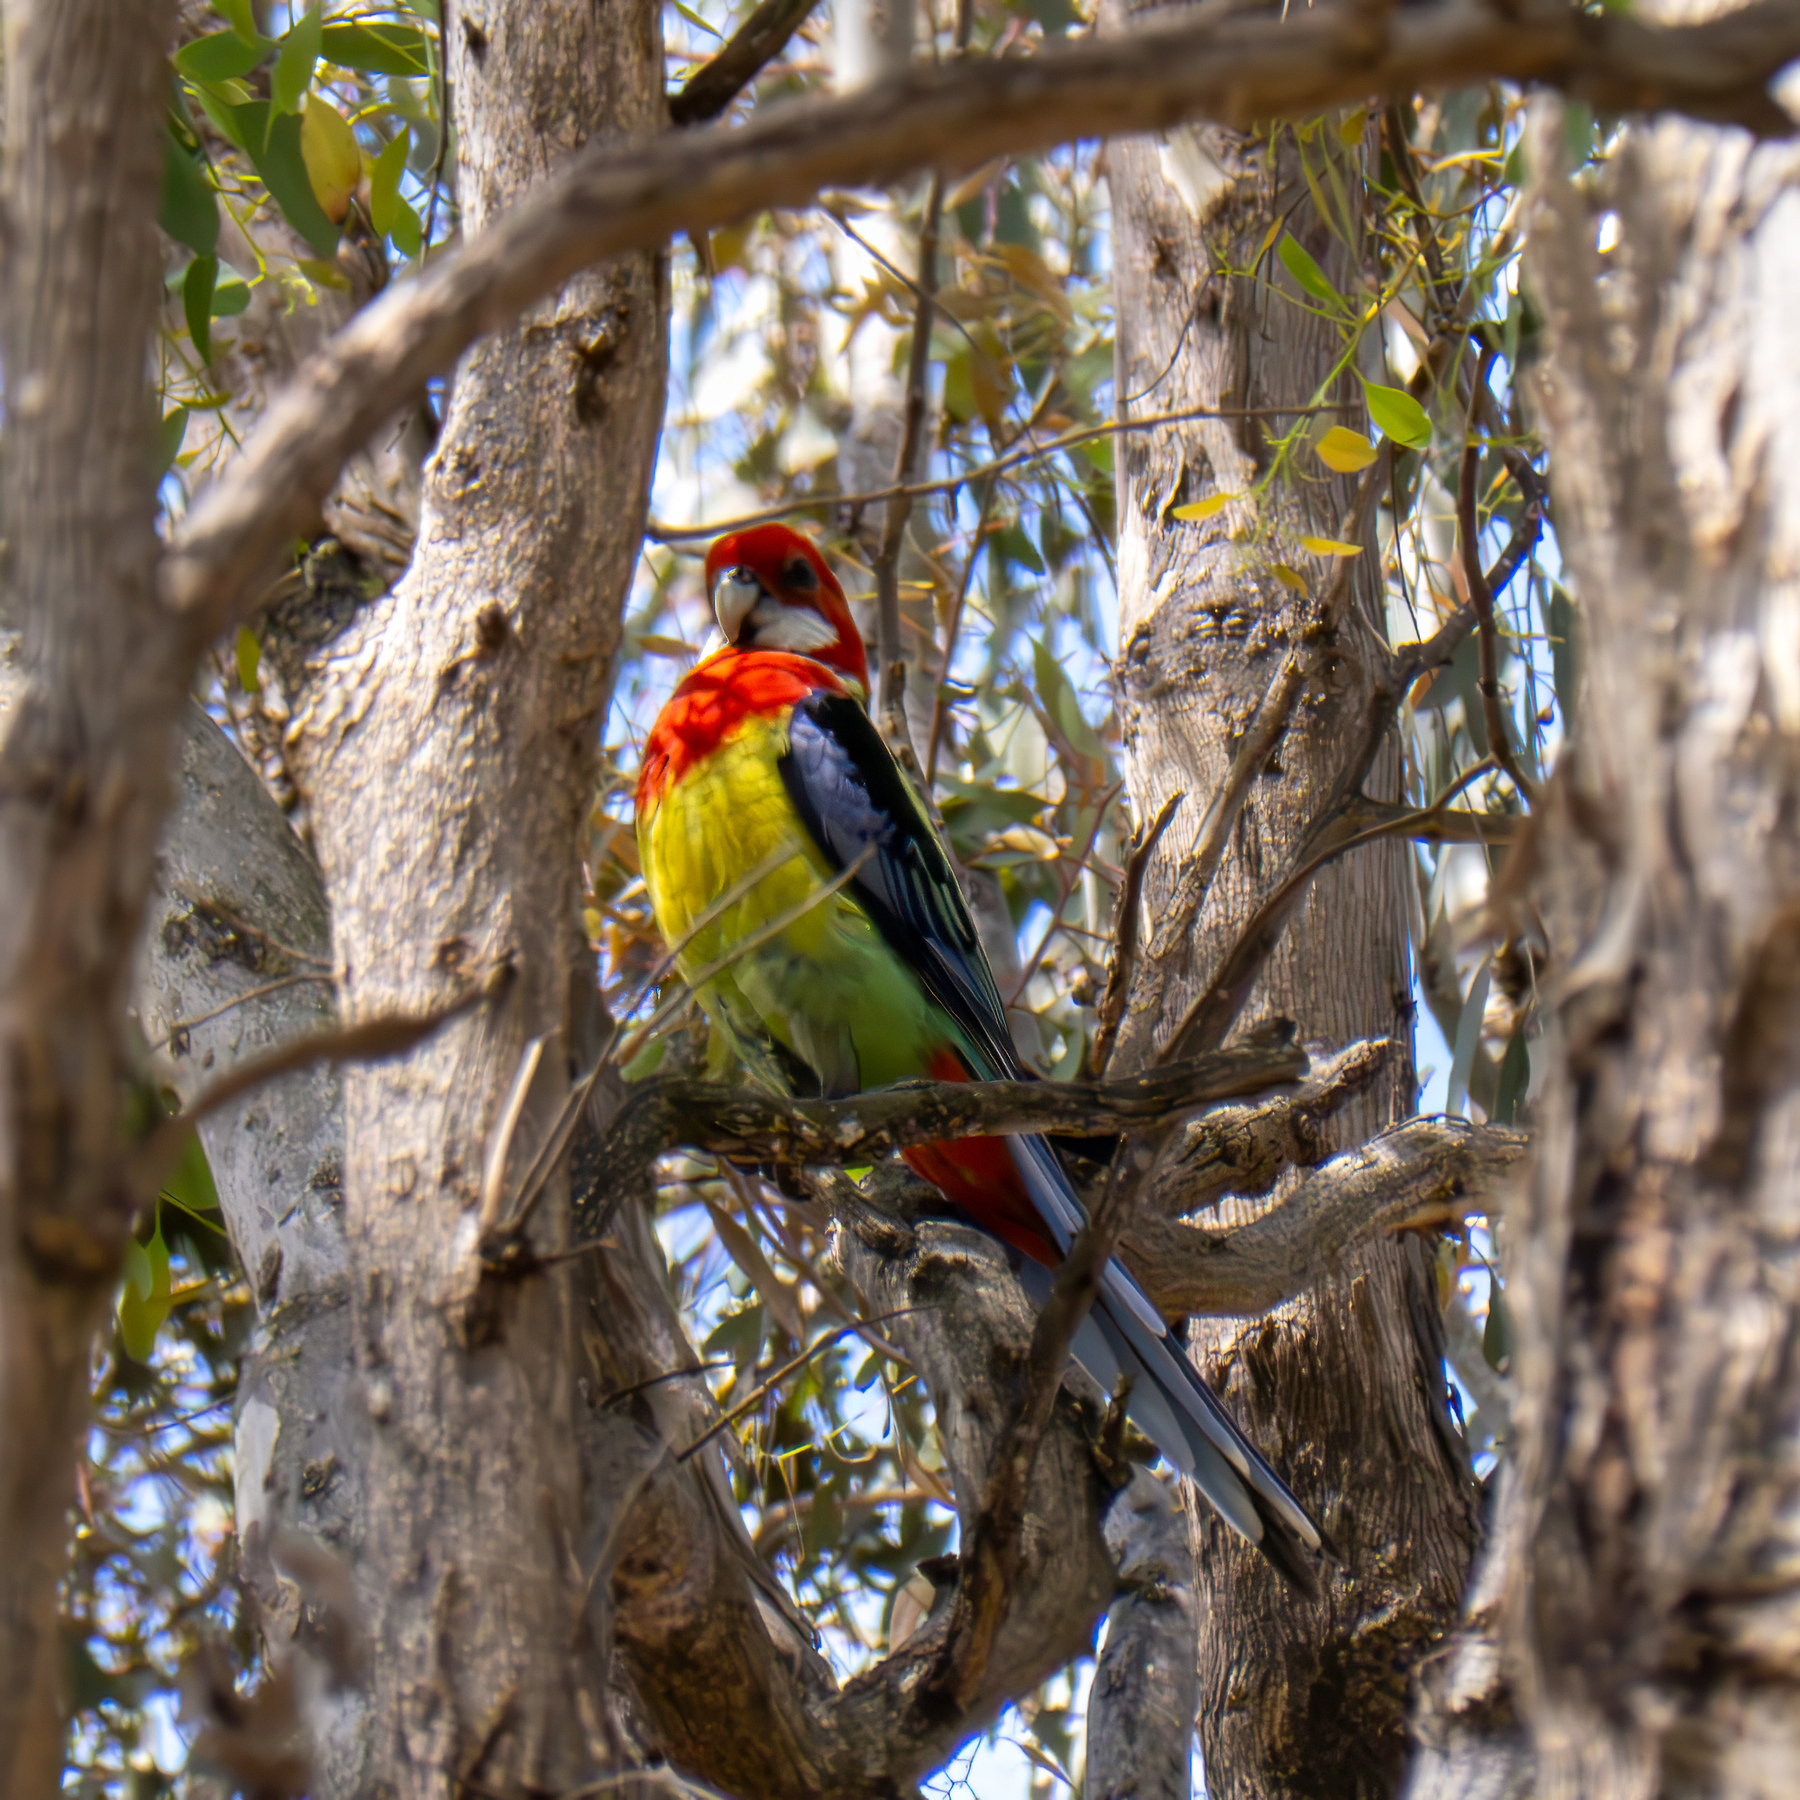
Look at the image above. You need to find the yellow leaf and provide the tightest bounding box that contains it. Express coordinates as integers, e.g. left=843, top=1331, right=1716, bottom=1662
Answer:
left=300, top=93, right=361, bottom=224
left=1169, top=492, right=1236, bottom=523
left=294, top=256, right=350, bottom=291
left=1315, top=425, right=1378, bottom=473
left=1338, top=106, right=1368, bottom=146
left=1271, top=563, right=1309, bottom=593
left=990, top=242, right=1073, bottom=325
left=1300, top=535, right=1363, bottom=557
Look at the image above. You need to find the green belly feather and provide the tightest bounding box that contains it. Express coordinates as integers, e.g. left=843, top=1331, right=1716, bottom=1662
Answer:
left=639, top=710, right=961, bottom=1097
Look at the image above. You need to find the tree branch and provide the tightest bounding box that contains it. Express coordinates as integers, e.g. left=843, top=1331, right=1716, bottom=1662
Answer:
left=1090, top=792, right=1185, bottom=1079
left=1086, top=1468, right=1201, bottom=1800
left=875, top=171, right=946, bottom=749
left=926, top=1120, right=1167, bottom=1709
left=669, top=0, right=820, bottom=126
left=1121, top=1117, right=1530, bottom=1319
left=1458, top=435, right=1542, bottom=804
left=1106, top=654, right=1309, bottom=1075
left=162, top=0, right=1800, bottom=637
left=581, top=1039, right=1308, bottom=1203
left=1156, top=511, right=1534, bottom=1066
left=1145, top=1037, right=1394, bottom=1219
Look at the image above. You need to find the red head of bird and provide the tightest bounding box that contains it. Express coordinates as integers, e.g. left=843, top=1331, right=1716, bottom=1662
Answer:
left=703, top=524, right=869, bottom=695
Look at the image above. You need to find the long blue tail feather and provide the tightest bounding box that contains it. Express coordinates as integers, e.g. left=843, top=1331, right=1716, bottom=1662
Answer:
left=1006, top=1137, right=1328, bottom=1595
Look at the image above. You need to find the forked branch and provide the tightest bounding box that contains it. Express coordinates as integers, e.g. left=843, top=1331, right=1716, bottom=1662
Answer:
left=163, top=0, right=1800, bottom=638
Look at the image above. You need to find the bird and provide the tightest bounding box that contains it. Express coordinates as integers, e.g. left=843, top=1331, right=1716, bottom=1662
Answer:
left=635, top=521, right=1327, bottom=1592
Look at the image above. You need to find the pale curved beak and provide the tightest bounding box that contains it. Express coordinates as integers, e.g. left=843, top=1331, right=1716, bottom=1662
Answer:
left=712, top=567, right=763, bottom=644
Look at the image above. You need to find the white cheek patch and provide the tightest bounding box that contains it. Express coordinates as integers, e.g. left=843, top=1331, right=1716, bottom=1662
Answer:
left=751, top=601, right=839, bottom=656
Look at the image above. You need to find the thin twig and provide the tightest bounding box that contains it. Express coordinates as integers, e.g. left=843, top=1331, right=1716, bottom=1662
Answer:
left=1088, top=792, right=1185, bottom=1079
left=169, top=892, right=333, bottom=969
left=480, top=848, right=877, bottom=1262
left=477, top=1032, right=550, bottom=1240
left=621, top=846, right=876, bottom=1064
left=875, top=173, right=948, bottom=749
left=926, top=477, right=996, bottom=786
left=483, top=1032, right=633, bottom=1261
left=669, top=0, right=820, bottom=126
left=676, top=1309, right=930, bottom=1462
left=1006, top=782, right=1121, bottom=1008
left=1458, top=420, right=1541, bottom=804
left=133, top=985, right=492, bottom=1195
left=165, top=0, right=1800, bottom=636
left=647, top=399, right=1359, bottom=544
left=600, top=841, right=804, bottom=1066
left=1159, top=763, right=1514, bottom=1065
left=1111, top=652, right=1312, bottom=1072
left=157, top=972, right=333, bottom=1048
left=419, top=21, right=452, bottom=258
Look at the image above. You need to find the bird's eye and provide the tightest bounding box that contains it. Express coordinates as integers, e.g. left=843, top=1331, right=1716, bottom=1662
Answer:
left=783, top=557, right=818, bottom=592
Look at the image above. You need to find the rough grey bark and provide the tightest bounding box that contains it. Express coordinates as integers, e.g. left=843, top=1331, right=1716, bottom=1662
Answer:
left=124, top=705, right=377, bottom=1791
left=1407, top=79, right=1800, bottom=1800
left=0, top=5, right=179, bottom=1793
left=611, top=1205, right=1122, bottom=1798
left=272, top=1, right=669, bottom=1788
left=1087, top=1468, right=1202, bottom=1800
left=1102, top=5, right=1480, bottom=1793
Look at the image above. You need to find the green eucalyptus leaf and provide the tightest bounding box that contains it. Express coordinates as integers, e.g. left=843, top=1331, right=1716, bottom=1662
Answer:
left=1549, top=583, right=1579, bottom=718
left=182, top=254, right=217, bottom=364
left=320, top=20, right=432, bottom=77
left=174, top=28, right=273, bottom=83
left=996, top=521, right=1044, bottom=576
left=271, top=5, right=323, bottom=115
left=158, top=406, right=190, bottom=475
left=389, top=195, right=423, bottom=260
left=213, top=0, right=260, bottom=42
left=369, top=126, right=409, bottom=237
left=212, top=274, right=252, bottom=317
left=163, top=1128, right=221, bottom=1216
left=1363, top=380, right=1433, bottom=450
left=190, top=81, right=249, bottom=149
left=1032, top=637, right=1103, bottom=757
left=1483, top=1287, right=1513, bottom=1372
left=1277, top=233, right=1340, bottom=307
left=124, top=1237, right=154, bottom=1303
left=1493, top=1028, right=1530, bottom=1125
left=702, top=1303, right=765, bottom=1368
left=1445, top=955, right=1491, bottom=1119
left=118, top=1219, right=173, bottom=1363
left=159, top=136, right=219, bottom=256
left=229, top=99, right=340, bottom=257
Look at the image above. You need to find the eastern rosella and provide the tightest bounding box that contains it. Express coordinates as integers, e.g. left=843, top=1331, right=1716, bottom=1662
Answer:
left=636, top=523, right=1325, bottom=1590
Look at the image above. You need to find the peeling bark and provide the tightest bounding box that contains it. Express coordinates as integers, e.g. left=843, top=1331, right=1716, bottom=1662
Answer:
left=1408, top=80, right=1800, bottom=1800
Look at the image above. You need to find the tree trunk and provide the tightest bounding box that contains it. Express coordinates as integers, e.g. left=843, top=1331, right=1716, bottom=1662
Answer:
left=1102, top=8, right=1480, bottom=1792
left=1409, top=85, right=1800, bottom=1799
left=0, top=5, right=176, bottom=1793
left=267, top=1, right=668, bottom=1788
